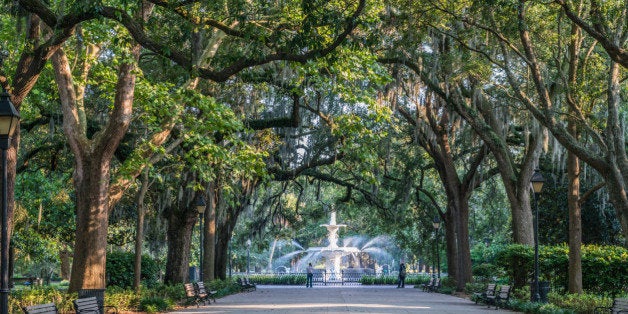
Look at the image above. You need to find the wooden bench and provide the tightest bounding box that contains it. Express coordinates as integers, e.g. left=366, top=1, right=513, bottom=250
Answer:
left=427, top=278, right=440, bottom=292
left=472, top=283, right=497, bottom=304
left=22, top=303, right=57, bottom=314
left=184, top=283, right=202, bottom=307
left=243, top=278, right=256, bottom=291
left=73, top=296, right=118, bottom=313
left=421, top=277, right=434, bottom=291
left=237, top=277, right=255, bottom=292
left=594, top=298, right=628, bottom=314
left=195, top=281, right=217, bottom=304
left=485, top=285, right=511, bottom=309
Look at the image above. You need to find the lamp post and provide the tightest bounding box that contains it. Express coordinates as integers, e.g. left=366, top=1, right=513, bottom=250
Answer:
left=530, top=169, right=545, bottom=302
left=195, top=196, right=206, bottom=282
left=432, top=216, right=441, bottom=278
left=246, top=239, right=251, bottom=276
left=0, top=87, right=19, bottom=314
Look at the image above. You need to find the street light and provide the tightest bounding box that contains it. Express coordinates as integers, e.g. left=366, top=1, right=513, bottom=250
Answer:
left=195, top=196, right=206, bottom=282
left=246, top=239, right=252, bottom=276
left=530, top=169, right=545, bottom=302
left=432, top=216, right=441, bottom=278
left=0, top=87, right=19, bottom=314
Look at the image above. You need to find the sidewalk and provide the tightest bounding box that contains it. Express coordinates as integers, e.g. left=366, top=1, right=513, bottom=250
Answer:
left=171, top=285, right=520, bottom=313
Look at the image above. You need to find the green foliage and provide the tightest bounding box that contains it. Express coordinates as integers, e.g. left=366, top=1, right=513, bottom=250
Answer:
left=11, top=280, right=241, bottom=313
left=548, top=292, right=612, bottom=314
left=482, top=244, right=628, bottom=295
left=10, top=287, right=76, bottom=314
left=249, top=274, right=306, bottom=285
left=507, top=298, right=575, bottom=314
left=472, top=263, right=499, bottom=283
left=104, top=286, right=141, bottom=311
left=139, top=296, right=174, bottom=313
left=106, top=251, right=161, bottom=288
left=465, top=282, right=486, bottom=295
left=359, top=274, right=429, bottom=285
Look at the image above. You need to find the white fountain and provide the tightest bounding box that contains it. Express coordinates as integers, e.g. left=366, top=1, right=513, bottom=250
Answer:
left=316, top=211, right=360, bottom=277
left=271, top=210, right=394, bottom=280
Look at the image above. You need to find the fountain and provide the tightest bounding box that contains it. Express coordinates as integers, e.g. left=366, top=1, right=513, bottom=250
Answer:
left=311, top=211, right=360, bottom=278
left=272, top=211, right=394, bottom=282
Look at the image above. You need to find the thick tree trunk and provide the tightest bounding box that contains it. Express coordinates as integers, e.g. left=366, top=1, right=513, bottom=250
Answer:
left=443, top=212, right=456, bottom=281
left=164, top=207, right=197, bottom=284
left=69, top=158, right=111, bottom=291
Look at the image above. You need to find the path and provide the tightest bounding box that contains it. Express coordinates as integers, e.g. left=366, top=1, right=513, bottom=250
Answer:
left=172, top=285, right=520, bottom=313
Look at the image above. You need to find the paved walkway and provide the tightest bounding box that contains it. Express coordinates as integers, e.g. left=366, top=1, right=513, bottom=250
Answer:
left=172, top=285, right=519, bottom=313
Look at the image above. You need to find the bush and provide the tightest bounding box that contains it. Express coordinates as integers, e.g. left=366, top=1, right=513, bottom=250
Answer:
left=10, top=286, right=76, bottom=313
left=488, top=244, right=628, bottom=295
left=106, top=251, right=161, bottom=289
left=472, top=263, right=499, bottom=282
left=139, top=296, right=174, bottom=313
left=549, top=292, right=612, bottom=313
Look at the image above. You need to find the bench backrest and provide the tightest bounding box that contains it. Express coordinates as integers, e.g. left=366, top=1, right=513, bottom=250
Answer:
left=612, top=298, right=628, bottom=311
left=485, top=284, right=497, bottom=296
left=497, top=285, right=511, bottom=299
left=22, top=303, right=57, bottom=314
left=184, top=283, right=197, bottom=297
left=195, top=281, right=207, bottom=295
left=73, top=296, right=100, bottom=313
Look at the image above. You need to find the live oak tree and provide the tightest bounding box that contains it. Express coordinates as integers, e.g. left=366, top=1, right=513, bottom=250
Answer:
left=11, top=0, right=368, bottom=291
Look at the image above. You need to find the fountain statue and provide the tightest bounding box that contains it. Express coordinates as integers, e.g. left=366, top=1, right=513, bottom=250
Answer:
left=314, top=211, right=360, bottom=279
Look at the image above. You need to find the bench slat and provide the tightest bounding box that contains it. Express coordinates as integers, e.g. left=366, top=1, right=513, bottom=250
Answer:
left=23, top=303, right=57, bottom=314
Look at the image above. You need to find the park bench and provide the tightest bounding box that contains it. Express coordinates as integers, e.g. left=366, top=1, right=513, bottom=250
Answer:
left=237, top=277, right=255, bottom=292
left=243, top=277, right=257, bottom=291
left=184, top=283, right=203, bottom=307
left=421, top=277, right=434, bottom=292
left=22, top=302, right=57, bottom=314
left=485, top=285, right=511, bottom=310
left=427, top=278, right=440, bottom=292
left=73, top=296, right=118, bottom=314
left=472, top=283, right=497, bottom=304
left=594, top=298, right=628, bottom=314
left=195, top=281, right=217, bottom=304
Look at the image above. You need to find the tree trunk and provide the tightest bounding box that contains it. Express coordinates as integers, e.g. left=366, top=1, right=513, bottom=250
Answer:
left=59, top=244, right=71, bottom=280
left=164, top=206, right=197, bottom=284
left=567, top=149, right=583, bottom=293
left=566, top=21, right=583, bottom=293
left=68, top=158, right=112, bottom=291
left=134, top=168, right=150, bottom=291
left=203, top=182, right=218, bottom=281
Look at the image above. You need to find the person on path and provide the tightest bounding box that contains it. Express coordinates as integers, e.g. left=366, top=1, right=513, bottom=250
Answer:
left=306, top=263, right=314, bottom=288
left=397, top=260, right=406, bottom=288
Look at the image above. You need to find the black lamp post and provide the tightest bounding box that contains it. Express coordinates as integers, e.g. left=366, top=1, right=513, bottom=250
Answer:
left=432, top=216, right=441, bottom=278
left=0, top=87, right=19, bottom=314
left=530, top=169, right=545, bottom=302
left=195, top=196, right=206, bottom=282
left=246, top=239, right=251, bottom=276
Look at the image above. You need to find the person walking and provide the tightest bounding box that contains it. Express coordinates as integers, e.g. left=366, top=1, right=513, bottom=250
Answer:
left=397, top=260, right=406, bottom=288
left=306, top=263, right=314, bottom=288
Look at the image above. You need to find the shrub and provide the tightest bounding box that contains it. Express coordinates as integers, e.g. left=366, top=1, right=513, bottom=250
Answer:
left=465, top=282, right=485, bottom=295
left=106, top=251, right=161, bottom=289
left=10, top=286, right=76, bottom=313
left=489, top=244, right=628, bottom=295
left=549, top=292, right=612, bottom=313
left=139, top=296, right=174, bottom=313
left=472, top=263, right=499, bottom=282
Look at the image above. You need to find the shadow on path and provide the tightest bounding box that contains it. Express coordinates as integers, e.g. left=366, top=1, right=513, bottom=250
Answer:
left=171, top=285, right=520, bottom=313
